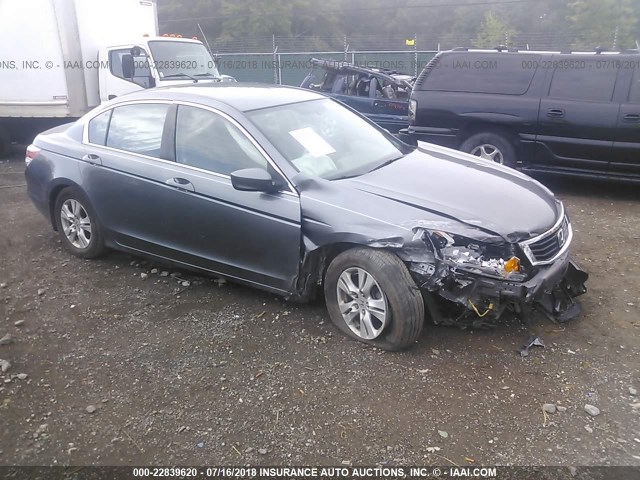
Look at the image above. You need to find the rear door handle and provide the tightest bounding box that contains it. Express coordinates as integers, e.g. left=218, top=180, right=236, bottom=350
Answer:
left=623, top=113, right=640, bottom=122
left=82, top=154, right=101, bottom=165
left=546, top=108, right=565, bottom=118
left=165, top=177, right=194, bottom=192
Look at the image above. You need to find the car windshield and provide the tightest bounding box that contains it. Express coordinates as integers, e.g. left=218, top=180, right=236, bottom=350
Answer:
left=246, top=99, right=406, bottom=180
left=148, top=41, right=220, bottom=79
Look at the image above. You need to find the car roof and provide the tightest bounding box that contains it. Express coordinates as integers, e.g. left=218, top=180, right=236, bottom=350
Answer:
left=117, top=83, right=325, bottom=112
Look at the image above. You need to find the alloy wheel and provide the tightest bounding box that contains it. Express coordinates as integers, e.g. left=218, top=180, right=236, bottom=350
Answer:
left=336, top=267, right=388, bottom=340
left=60, top=199, right=92, bottom=249
left=470, top=144, right=504, bottom=164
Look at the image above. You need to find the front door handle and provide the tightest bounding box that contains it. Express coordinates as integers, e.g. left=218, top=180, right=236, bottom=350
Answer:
left=546, top=108, right=565, bottom=118
left=623, top=113, right=640, bottom=123
left=165, top=177, right=194, bottom=192
left=82, top=154, right=101, bottom=165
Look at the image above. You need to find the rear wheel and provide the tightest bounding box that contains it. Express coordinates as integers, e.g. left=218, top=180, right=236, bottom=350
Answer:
left=54, top=187, right=106, bottom=258
left=460, top=132, right=517, bottom=168
left=324, top=247, right=424, bottom=351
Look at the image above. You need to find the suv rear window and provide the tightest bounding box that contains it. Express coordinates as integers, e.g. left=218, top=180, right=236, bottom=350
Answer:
left=417, top=53, right=539, bottom=95
left=548, top=59, right=618, bottom=102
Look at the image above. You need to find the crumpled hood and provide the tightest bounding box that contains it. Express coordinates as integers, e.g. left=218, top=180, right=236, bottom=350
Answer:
left=337, top=143, right=560, bottom=243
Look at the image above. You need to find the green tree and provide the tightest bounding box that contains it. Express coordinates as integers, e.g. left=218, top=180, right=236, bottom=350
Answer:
left=569, top=0, right=640, bottom=50
left=473, top=11, right=518, bottom=48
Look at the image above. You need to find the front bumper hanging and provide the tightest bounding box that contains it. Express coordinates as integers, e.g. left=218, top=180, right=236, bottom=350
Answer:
left=413, top=251, right=589, bottom=325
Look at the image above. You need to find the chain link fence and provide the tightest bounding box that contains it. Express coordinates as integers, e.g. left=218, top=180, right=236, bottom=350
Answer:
left=201, top=32, right=638, bottom=85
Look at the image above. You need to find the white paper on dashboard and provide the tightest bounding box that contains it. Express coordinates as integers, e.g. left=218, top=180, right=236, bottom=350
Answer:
left=289, top=127, right=336, bottom=157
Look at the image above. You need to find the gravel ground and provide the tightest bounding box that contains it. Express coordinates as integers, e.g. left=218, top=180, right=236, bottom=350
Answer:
left=0, top=151, right=639, bottom=467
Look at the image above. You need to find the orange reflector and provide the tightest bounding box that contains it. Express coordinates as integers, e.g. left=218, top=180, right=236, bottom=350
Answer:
left=504, top=256, right=520, bottom=273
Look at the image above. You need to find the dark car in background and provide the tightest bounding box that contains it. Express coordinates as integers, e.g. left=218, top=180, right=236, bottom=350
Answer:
left=301, top=58, right=414, bottom=132
left=401, top=48, right=640, bottom=182
left=25, top=84, right=587, bottom=351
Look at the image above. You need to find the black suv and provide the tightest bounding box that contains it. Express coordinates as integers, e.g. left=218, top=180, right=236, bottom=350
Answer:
left=401, top=48, right=640, bottom=182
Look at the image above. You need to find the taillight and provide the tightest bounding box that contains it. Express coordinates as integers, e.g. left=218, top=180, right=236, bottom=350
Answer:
left=25, top=144, right=40, bottom=166
left=408, top=99, right=417, bottom=125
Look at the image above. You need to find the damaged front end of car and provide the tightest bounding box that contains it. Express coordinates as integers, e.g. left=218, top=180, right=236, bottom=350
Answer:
left=389, top=205, right=589, bottom=328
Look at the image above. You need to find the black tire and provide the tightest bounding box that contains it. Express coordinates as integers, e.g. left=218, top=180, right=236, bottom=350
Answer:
left=460, top=131, right=517, bottom=168
left=324, top=247, right=424, bottom=351
left=54, top=187, right=106, bottom=259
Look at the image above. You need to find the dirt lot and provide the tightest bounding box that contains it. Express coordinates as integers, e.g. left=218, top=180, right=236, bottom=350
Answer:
left=1, top=150, right=639, bottom=467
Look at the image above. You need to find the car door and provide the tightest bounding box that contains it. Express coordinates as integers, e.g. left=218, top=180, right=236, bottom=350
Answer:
left=82, top=102, right=197, bottom=256
left=535, top=56, right=619, bottom=176
left=609, top=65, right=640, bottom=180
left=369, top=81, right=409, bottom=134
left=159, top=104, right=302, bottom=293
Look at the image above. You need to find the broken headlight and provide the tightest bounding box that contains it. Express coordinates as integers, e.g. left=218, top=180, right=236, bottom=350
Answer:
left=427, top=230, right=525, bottom=279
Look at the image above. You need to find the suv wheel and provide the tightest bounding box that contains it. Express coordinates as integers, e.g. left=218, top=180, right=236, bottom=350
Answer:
left=324, top=247, right=424, bottom=351
left=461, top=132, right=517, bottom=168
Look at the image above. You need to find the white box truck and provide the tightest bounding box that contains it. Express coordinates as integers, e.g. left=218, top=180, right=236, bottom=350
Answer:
left=0, top=0, right=223, bottom=155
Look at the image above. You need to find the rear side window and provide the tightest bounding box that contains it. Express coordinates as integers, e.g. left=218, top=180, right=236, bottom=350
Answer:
left=548, top=60, right=617, bottom=102
left=418, top=53, right=539, bottom=95
left=630, top=69, right=640, bottom=103
left=88, top=110, right=111, bottom=145
left=106, top=104, right=169, bottom=157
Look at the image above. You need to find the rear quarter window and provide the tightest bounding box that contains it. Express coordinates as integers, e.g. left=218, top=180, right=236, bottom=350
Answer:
left=88, top=110, right=112, bottom=146
left=417, top=53, right=540, bottom=95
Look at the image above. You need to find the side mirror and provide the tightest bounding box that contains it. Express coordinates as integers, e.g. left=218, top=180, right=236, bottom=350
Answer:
left=231, top=168, right=285, bottom=193
left=121, top=54, right=134, bottom=79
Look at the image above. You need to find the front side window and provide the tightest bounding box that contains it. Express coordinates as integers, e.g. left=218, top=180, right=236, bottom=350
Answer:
left=548, top=60, right=618, bottom=102
left=88, top=110, right=111, bottom=145
left=109, top=48, right=152, bottom=88
left=247, top=98, right=406, bottom=180
left=106, top=104, right=169, bottom=157
left=175, top=105, right=267, bottom=175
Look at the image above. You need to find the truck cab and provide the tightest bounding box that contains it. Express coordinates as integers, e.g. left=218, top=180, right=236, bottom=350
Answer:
left=98, top=37, right=222, bottom=103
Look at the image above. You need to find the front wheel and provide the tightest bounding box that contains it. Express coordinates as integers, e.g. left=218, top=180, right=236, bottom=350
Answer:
left=460, top=132, right=517, bottom=168
left=324, top=247, right=424, bottom=351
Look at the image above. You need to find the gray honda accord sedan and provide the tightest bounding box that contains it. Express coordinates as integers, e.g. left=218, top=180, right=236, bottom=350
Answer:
left=25, top=84, right=588, bottom=350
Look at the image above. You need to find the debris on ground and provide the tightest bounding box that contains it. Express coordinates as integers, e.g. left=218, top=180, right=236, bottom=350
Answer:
left=543, top=404, right=557, bottom=414
left=0, top=334, right=14, bottom=346
left=0, top=359, right=11, bottom=372
left=519, top=335, right=545, bottom=357
left=85, top=405, right=97, bottom=414
left=584, top=404, right=600, bottom=417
